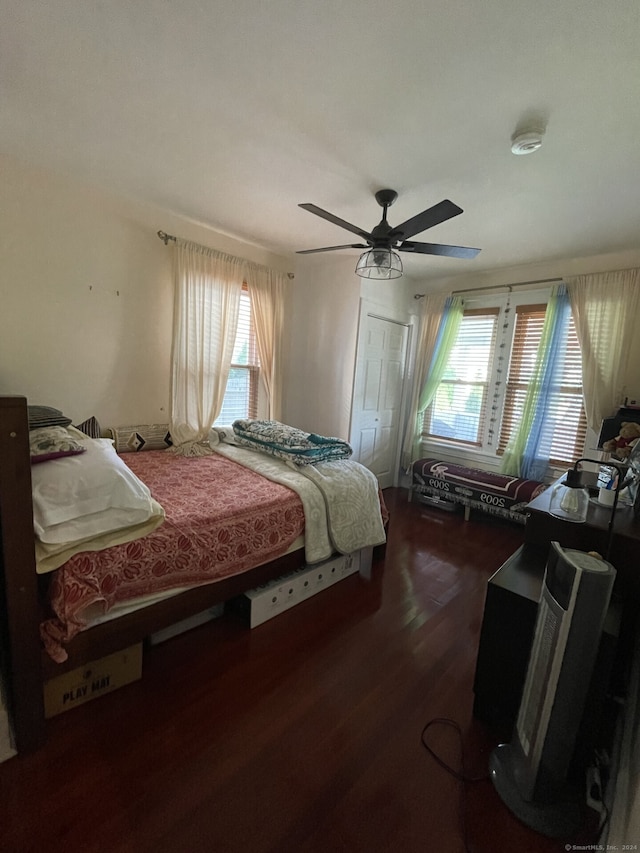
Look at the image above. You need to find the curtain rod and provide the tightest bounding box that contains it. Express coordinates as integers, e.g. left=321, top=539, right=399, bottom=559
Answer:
left=413, top=276, right=563, bottom=300
left=416, top=264, right=639, bottom=299
left=156, top=230, right=295, bottom=279
left=451, top=276, right=563, bottom=296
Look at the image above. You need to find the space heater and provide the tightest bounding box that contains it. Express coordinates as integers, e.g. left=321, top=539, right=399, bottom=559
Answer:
left=489, top=541, right=616, bottom=837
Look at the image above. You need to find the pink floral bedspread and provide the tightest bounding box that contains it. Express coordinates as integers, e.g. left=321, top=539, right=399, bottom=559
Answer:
left=41, top=451, right=305, bottom=662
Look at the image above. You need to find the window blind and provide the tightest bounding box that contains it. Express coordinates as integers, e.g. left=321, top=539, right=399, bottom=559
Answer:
left=424, top=308, right=499, bottom=445
left=215, top=286, right=260, bottom=424
left=497, top=304, right=587, bottom=463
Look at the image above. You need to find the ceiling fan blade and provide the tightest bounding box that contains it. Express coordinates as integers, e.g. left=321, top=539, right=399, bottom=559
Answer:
left=299, top=203, right=373, bottom=241
left=389, top=199, right=463, bottom=241
left=399, top=240, right=481, bottom=259
left=296, top=243, right=368, bottom=255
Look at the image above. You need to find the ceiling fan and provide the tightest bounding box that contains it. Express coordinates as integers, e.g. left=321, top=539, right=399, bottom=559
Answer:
left=297, top=189, right=480, bottom=279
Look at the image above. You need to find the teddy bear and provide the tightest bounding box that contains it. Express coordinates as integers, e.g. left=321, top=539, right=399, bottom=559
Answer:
left=602, top=420, right=640, bottom=460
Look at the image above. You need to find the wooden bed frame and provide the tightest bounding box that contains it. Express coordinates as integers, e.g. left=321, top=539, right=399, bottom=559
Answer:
left=0, top=396, right=349, bottom=752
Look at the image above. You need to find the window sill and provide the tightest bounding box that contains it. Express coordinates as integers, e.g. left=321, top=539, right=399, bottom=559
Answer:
left=418, top=437, right=503, bottom=473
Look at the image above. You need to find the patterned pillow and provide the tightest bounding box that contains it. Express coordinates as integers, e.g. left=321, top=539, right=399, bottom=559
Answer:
left=107, top=424, right=173, bottom=452
left=29, top=426, right=86, bottom=464
left=28, top=405, right=72, bottom=430
left=74, top=415, right=102, bottom=438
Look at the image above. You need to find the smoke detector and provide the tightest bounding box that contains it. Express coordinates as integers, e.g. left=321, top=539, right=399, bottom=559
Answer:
left=511, top=129, right=544, bottom=155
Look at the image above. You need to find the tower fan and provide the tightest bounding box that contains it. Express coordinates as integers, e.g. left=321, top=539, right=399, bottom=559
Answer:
left=489, top=541, right=616, bottom=838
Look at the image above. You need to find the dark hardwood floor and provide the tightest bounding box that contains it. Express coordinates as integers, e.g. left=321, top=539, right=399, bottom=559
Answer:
left=1, top=488, right=599, bottom=852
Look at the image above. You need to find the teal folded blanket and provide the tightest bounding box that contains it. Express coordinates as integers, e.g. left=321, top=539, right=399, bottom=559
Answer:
left=232, top=419, right=352, bottom=465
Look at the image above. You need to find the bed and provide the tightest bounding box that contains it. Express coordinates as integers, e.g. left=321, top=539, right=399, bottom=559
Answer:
left=0, top=397, right=387, bottom=752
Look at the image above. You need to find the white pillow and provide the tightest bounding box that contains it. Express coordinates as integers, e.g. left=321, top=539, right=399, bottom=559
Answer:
left=31, top=438, right=159, bottom=545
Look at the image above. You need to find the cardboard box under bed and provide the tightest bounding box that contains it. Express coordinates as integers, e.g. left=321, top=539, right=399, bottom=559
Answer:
left=411, top=458, right=547, bottom=523
left=43, top=644, right=143, bottom=718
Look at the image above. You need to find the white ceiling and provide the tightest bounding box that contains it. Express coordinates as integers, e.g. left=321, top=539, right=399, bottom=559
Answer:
left=3, top=0, right=640, bottom=281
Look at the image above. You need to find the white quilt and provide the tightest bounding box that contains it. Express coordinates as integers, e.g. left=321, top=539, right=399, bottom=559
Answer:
left=211, top=443, right=385, bottom=563
left=298, top=460, right=386, bottom=554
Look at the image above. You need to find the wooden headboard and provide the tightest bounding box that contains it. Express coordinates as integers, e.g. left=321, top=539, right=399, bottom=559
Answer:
left=0, top=396, right=45, bottom=750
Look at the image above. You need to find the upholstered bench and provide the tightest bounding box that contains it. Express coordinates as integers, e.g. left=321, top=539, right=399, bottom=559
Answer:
left=410, top=458, right=547, bottom=524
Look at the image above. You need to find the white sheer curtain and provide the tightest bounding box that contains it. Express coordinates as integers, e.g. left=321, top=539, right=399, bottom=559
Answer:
left=170, top=239, right=244, bottom=455
left=401, top=291, right=450, bottom=468
left=246, top=263, right=288, bottom=421
left=565, top=268, right=640, bottom=431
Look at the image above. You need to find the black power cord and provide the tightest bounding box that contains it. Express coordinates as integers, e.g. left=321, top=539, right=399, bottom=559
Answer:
left=421, top=717, right=489, bottom=853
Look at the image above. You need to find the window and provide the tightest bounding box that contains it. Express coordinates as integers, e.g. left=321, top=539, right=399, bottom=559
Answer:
left=497, top=304, right=587, bottom=465
left=423, top=290, right=587, bottom=469
left=214, top=286, right=260, bottom=424
left=424, top=308, right=499, bottom=446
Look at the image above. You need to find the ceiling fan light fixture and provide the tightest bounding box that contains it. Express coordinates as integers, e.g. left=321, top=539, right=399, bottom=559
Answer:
left=355, top=248, right=403, bottom=280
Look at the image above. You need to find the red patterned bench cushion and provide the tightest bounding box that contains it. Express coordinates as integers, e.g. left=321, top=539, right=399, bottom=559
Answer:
left=412, top=458, right=547, bottom=523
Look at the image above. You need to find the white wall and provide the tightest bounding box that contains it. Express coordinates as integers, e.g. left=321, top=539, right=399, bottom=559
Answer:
left=282, top=254, right=415, bottom=439
left=0, top=155, right=291, bottom=427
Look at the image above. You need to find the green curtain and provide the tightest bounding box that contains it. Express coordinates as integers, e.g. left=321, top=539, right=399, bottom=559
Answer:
left=408, top=296, right=463, bottom=464
left=500, top=285, right=564, bottom=477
